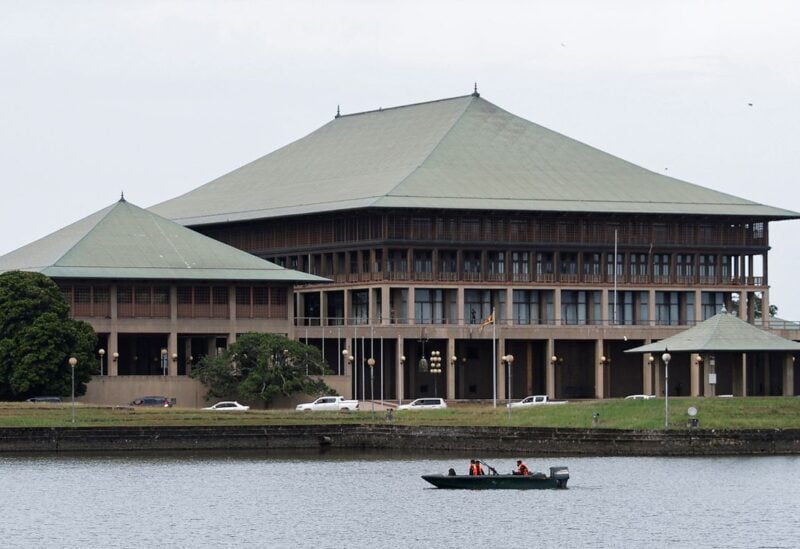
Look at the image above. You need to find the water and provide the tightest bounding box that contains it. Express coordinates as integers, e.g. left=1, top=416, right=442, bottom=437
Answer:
left=1, top=451, right=798, bottom=548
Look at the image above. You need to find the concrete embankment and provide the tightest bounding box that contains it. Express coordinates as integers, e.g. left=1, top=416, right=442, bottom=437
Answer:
left=1, top=425, right=799, bottom=455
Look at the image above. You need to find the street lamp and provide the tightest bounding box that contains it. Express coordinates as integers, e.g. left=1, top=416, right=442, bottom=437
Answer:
left=503, top=354, right=514, bottom=418
left=662, top=349, right=672, bottom=428
left=68, top=356, right=77, bottom=424
left=160, top=348, right=168, bottom=376
left=429, top=350, right=442, bottom=397
left=367, top=357, right=376, bottom=415
left=98, top=348, right=105, bottom=376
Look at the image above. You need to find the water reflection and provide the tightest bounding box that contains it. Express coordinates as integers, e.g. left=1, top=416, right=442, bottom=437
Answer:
left=2, top=452, right=798, bottom=548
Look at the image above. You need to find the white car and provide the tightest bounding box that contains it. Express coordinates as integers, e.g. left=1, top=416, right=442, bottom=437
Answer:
left=397, top=398, right=447, bottom=411
left=624, top=394, right=656, bottom=400
left=203, top=401, right=250, bottom=411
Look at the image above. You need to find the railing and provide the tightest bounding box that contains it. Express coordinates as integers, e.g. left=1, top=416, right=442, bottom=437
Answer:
left=293, top=315, right=800, bottom=330
left=308, top=270, right=767, bottom=287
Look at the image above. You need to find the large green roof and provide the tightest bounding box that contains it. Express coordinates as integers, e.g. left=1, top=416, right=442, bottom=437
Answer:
left=0, top=198, right=325, bottom=282
left=625, top=311, right=800, bottom=353
left=151, top=94, right=798, bottom=226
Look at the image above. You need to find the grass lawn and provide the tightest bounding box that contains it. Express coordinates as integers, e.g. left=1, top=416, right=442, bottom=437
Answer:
left=2, top=397, right=799, bottom=430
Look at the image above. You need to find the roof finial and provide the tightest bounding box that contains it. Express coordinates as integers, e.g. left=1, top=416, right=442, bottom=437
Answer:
left=120, top=191, right=126, bottom=203
left=472, top=82, right=480, bottom=97
left=335, top=105, right=340, bottom=119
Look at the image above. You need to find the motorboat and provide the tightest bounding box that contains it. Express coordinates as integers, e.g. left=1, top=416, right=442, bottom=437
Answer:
left=422, top=465, right=569, bottom=490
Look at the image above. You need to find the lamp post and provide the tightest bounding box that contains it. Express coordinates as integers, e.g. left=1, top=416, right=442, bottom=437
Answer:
left=367, top=357, right=376, bottom=416
left=429, top=350, right=442, bottom=397
left=342, top=349, right=354, bottom=397
left=160, top=348, right=168, bottom=376
left=68, top=356, right=77, bottom=424
left=98, top=348, right=105, bottom=376
left=662, top=349, right=671, bottom=428
left=504, top=354, right=514, bottom=418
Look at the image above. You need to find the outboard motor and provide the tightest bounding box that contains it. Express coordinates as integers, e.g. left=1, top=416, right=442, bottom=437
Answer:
left=550, top=466, right=570, bottom=488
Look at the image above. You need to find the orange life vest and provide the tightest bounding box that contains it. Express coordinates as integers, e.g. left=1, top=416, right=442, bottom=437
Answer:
left=518, top=463, right=529, bottom=476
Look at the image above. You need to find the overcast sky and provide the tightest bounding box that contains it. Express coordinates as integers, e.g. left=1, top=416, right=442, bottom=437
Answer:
left=2, top=1, right=799, bottom=317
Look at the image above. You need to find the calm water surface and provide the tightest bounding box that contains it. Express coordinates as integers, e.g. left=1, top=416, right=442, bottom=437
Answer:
left=1, top=451, right=797, bottom=548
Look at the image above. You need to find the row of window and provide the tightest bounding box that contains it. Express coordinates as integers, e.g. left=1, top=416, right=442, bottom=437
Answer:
left=60, top=284, right=288, bottom=319
left=302, top=288, right=732, bottom=327
left=280, top=249, right=756, bottom=283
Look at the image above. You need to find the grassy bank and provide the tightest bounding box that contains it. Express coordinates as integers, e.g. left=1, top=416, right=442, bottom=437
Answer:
left=2, top=397, right=799, bottom=430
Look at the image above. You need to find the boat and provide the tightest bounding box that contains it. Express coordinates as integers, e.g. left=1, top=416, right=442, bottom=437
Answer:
left=422, top=465, right=569, bottom=490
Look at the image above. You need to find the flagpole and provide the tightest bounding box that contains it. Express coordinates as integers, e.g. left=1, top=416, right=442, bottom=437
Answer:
left=492, top=307, right=497, bottom=408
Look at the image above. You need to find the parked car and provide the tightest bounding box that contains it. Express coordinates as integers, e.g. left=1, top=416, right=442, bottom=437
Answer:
left=203, top=401, right=250, bottom=412
left=295, top=396, right=359, bottom=411
left=397, top=398, right=447, bottom=411
left=624, top=394, right=656, bottom=400
left=509, top=395, right=567, bottom=408
left=131, top=396, right=172, bottom=407
left=26, top=396, right=63, bottom=403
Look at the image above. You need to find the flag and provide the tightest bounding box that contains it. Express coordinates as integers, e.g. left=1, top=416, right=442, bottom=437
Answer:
left=479, top=312, right=494, bottom=331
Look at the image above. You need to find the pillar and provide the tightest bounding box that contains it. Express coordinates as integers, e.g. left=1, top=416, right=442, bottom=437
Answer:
left=407, top=287, right=415, bottom=325
left=594, top=339, right=604, bottom=399
left=497, top=338, right=507, bottom=401
left=643, top=354, right=653, bottom=395
left=168, top=331, right=178, bottom=376
left=396, top=335, right=405, bottom=402
left=783, top=354, right=794, bottom=396
left=381, top=286, right=390, bottom=325
left=446, top=338, right=456, bottom=400
left=690, top=353, right=701, bottom=397
left=526, top=341, right=533, bottom=396
left=457, top=287, right=465, bottom=325
left=554, top=289, right=562, bottom=326
left=108, top=329, right=119, bottom=377
left=546, top=338, right=556, bottom=399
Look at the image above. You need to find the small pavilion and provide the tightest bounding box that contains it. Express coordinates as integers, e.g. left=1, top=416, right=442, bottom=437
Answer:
left=626, top=310, right=800, bottom=397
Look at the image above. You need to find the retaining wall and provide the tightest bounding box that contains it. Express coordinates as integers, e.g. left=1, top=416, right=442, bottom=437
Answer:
left=1, top=425, right=799, bottom=455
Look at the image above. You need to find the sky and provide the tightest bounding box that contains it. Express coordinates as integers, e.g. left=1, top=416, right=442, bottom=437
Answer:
left=1, top=0, right=799, bottom=316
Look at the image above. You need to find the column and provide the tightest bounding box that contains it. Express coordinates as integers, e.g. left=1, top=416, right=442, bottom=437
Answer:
left=690, top=353, right=701, bottom=397
left=594, top=339, right=604, bottom=399
left=506, top=288, right=514, bottom=326
left=168, top=331, right=178, bottom=376
left=396, top=336, right=405, bottom=402
left=497, top=339, right=506, bottom=401
left=546, top=338, right=556, bottom=399
left=344, top=289, right=351, bottom=326
left=446, top=338, right=456, bottom=400
left=109, top=284, right=119, bottom=376
left=783, top=353, right=794, bottom=396
left=108, top=329, right=119, bottom=377
left=526, top=341, right=533, bottom=396
left=601, top=288, right=609, bottom=326
left=381, top=286, right=390, bottom=325
left=407, top=287, right=415, bottom=325
left=554, top=289, right=562, bottom=326
left=649, top=289, right=656, bottom=327
left=642, top=353, right=653, bottom=395
left=457, top=287, right=465, bottom=325
left=695, top=289, right=702, bottom=323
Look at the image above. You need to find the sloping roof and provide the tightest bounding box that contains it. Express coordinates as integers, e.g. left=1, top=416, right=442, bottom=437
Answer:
left=0, top=198, right=326, bottom=282
left=625, top=312, right=800, bottom=353
left=150, top=94, right=798, bottom=226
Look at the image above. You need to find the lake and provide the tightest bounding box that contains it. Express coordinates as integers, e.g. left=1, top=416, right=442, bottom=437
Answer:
left=1, top=451, right=797, bottom=548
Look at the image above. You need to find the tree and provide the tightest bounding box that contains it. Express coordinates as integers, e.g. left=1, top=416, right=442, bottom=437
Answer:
left=730, top=294, right=778, bottom=319
left=0, top=271, right=97, bottom=400
left=190, top=332, right=335, bottom=405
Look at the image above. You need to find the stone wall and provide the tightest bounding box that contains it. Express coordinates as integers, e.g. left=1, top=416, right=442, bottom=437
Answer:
left=1, top=425, right=799, bottom=455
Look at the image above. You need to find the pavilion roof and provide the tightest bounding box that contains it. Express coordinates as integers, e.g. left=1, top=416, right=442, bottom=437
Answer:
left=625, top=311, right=800, bottom=354
left=150, top=94, right=798, bottom=226
left=0, top=198, right=325, bottom=282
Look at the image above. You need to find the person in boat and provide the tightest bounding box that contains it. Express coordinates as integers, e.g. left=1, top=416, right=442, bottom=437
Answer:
left=513, top=459, right=530, bottom=476
left=469, top=459, right=484, bottom=476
